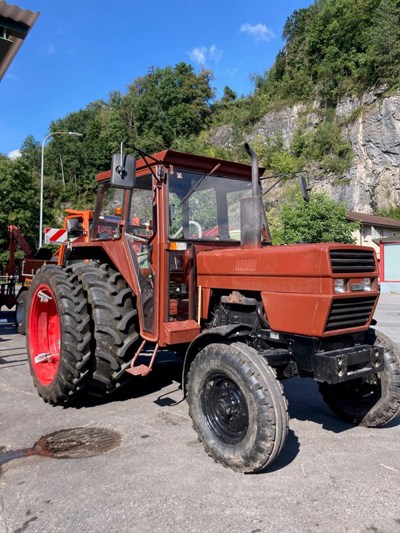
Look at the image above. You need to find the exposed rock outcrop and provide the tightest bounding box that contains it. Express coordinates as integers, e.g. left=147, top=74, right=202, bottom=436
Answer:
left=324, top=89, right=400, bottom=212
left=210, top=88, right=400, bottom=212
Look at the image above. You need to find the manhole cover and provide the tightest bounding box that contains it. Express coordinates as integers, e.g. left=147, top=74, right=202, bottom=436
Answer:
left=34, top=427, right=122, bottom=459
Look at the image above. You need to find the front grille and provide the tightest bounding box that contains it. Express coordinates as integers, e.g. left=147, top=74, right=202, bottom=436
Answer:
left=330, top=249, right=376, bottom=273
left=325, top=296, right=377, bottom=332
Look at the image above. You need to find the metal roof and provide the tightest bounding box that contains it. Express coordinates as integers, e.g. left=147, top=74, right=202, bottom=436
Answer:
left=0, top=1, right=40, bottom=81
left=95, top=149, right=261, bottom=182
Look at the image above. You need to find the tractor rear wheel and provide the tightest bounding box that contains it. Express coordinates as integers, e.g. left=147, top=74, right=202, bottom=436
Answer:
left=187, top=342, right=288, bottom=473
left=68, top=262, right=140, bottom=395
left=26, top=265, right=92, bottom=404
left=319, top=330, right=400, bottom=427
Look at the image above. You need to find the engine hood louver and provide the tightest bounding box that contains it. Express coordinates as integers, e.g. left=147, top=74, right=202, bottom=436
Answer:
left=330, top=249, right=375, bottom=274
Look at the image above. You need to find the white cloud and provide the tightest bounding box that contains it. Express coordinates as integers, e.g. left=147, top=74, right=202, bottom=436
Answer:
left=8, top=150, right=21, bottom=160
left=209, top=44, right=223, bottom=63
left=240, top=23, right=275, bottom=42
left=189, top=47, right=207, bottom=65
left=5, top=72, right=17, bottom=81
left=188, top=44, right=223, bottom=66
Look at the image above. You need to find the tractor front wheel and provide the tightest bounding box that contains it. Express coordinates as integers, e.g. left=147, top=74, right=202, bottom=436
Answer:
left=26, top=266, right=92, bottom=404
left=187, top=342, right=288, bottom=473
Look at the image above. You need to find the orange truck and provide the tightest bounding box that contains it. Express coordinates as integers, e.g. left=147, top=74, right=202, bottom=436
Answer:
left=25, top=143, right=400, bottom=473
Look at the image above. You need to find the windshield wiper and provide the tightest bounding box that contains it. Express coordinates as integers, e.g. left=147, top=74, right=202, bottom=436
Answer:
left=179, top=163, right=221, bottom=206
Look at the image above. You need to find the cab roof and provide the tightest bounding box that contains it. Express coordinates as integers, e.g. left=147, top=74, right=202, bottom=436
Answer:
left=96, top=149, right=264, bottom=182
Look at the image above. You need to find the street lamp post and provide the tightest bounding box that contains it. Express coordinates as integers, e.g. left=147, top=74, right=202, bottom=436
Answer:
left=39, top=131, right=83, bottom=249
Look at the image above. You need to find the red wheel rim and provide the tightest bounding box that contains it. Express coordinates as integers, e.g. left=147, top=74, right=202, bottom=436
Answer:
left=28, top=283, right=61, bottom=386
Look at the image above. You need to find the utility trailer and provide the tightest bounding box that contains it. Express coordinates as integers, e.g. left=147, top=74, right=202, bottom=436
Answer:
left=26, top=144, right=400, bottom=472
left=7, top=210, right=93, bottom=334
left=0, top=225, right=53, bottom=333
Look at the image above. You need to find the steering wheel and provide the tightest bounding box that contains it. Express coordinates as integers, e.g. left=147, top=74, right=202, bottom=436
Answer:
left=172, top=220, right=202, bottom=239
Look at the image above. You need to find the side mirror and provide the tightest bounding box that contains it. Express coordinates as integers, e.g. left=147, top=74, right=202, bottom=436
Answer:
left=111, top=153, right=136, bottom=189
left=299, top=175, right=311, bottom=202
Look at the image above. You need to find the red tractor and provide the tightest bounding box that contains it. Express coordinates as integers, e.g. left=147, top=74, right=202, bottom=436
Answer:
left=26, top=144, right=400, bottom=473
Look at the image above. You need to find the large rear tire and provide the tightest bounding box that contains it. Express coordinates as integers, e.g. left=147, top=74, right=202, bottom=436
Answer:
left=187, top=342, right=288, bottom=473
left=26, top=265, right=92, bottom=404
left=319, top=330, right=400, bottom=427
left=68, top=262, right=140, bottom=395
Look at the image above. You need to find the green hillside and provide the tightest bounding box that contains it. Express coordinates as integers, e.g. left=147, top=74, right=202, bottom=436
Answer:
left=255, top=0, right=400, bottom=105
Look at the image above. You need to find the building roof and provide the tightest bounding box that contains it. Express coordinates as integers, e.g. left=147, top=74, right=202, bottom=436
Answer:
left=347, top=211, right=400, bottom=230
left=0, top=1, right=40, bottom=81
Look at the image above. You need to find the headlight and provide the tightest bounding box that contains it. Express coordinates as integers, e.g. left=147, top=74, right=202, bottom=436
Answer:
left=334, top=279, right=347, bottom=293
left=363, top=278, right=372, bottom=291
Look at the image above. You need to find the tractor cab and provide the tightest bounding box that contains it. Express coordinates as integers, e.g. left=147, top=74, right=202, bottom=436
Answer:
left=74, top=148, right=264, bottom=346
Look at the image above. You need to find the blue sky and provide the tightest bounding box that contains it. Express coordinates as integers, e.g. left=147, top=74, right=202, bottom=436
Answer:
left=0, top=0, right=312, bottom=157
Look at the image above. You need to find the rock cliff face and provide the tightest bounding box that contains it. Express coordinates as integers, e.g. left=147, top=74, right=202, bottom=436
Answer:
left=210, top=89, right=400, bottom=212
left=327, top=89, right=400, bottom=212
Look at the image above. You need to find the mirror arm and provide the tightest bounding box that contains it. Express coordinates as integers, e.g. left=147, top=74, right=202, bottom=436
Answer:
left=124, top=142, right=165, bottom=183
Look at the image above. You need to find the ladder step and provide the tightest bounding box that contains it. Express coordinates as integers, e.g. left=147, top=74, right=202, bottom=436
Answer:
left=125, top=364, right=151, bottom=377
left=125, top=341, right=158, bottom=378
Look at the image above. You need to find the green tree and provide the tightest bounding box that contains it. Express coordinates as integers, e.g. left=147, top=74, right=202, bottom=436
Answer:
left=220, top=86, right=237, bottom=103
left=275, top=192, right=359, bottom=244
left=365, top=0, right=400, bottom=84
left=376, top=205, right=400, bottom=219
left=128, top=62, right=215, bottom=151
left=254, top=0, right=393, bottom=105
left=43, top=103, right=109, bottom=211
left=20, top=135, right=41, bottom=172
left=0, top=155, right=40, bottom=258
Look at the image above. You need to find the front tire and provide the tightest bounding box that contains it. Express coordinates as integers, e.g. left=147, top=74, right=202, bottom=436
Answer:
left=26, top=266, right=92, bottom=404
left=319, top=330, right=400, bottom=427
left=187, top=342, right=288, bottom=473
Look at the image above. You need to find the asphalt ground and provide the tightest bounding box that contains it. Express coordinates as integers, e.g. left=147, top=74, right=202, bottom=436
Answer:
left=0, top=295, right=399, bottom=533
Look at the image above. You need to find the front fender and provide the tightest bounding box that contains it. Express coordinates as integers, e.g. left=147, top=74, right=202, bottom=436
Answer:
left=181, top=324, right=252, bottom=395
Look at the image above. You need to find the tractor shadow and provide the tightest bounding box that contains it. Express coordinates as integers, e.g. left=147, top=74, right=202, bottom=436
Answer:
left=282, top=377, right=367, bottom=433
left=68, top=350, right=184, bottom=409
left=261, top=379, right=354, bottom=473
left=0, top=311, right=27, bottom=368
left=286, top=376, right=399, bottom=429
left=0, top=310, right=18, bottom=338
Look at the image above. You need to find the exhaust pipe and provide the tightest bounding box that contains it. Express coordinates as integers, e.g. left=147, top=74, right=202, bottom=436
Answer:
left=244, top=143, right=260, bottom=198
left=240, top=143, right=266, bottom=249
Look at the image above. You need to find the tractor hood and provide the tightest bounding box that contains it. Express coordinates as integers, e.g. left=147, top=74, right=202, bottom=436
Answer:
left=196, top=242, right=380, bottom=337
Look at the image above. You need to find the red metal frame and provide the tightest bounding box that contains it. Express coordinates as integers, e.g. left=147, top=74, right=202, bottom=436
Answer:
left=379, top=240, right=400, bottom=283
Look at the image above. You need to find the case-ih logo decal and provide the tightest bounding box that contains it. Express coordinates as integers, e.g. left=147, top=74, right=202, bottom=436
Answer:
left=44, top=228, right=68, bottom=244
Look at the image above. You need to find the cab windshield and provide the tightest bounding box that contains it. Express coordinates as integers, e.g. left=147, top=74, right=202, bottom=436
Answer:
left=168, top=168, right=252, bottom=241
